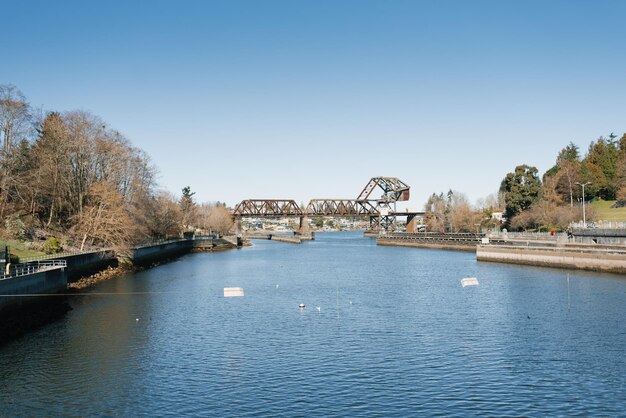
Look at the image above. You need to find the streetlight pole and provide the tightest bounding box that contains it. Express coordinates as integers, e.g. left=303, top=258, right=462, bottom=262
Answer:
left=575, top=182, right=591, bottom=227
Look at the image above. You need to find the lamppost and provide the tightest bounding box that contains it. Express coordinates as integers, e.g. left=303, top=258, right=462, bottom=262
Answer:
left=575, top=182, right=591, bottom=227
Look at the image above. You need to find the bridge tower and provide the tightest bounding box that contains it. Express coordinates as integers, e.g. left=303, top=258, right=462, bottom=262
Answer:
left=357, top=177, right=410, bottom=232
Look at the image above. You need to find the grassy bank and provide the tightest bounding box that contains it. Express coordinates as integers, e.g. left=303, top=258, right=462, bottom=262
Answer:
left=590, top=200, right=626, bottom=222
left=0, top=240, right=44, bottom=260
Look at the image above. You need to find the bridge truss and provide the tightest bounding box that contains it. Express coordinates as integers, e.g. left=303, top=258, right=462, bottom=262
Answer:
left=232, top=177, right=423, bottom=233
left=232, top=200, right=303, bottom=217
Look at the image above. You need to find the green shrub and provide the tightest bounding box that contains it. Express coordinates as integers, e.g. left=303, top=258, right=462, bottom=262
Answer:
left=43, top=237, right=63, bottom=254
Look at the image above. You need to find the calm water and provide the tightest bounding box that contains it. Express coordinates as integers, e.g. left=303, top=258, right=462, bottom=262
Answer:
left=1, top=231, right=625, bottom=416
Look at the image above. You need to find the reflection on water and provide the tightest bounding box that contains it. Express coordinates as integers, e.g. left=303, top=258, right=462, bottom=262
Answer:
left=1, top=231, right=625, bottom=416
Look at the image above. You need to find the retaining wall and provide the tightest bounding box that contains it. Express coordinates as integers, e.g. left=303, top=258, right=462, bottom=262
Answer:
left=59, top=251, right=116, bottom=282
left=129, top=240, right=194, bottom=266
left=129, top=237, right=237, bottom=265
left=377, top=238, right=476, bottom=252
left=477, top=245, right=626, bottom=274
left=247, top=233, right=306, bottom=244
left=570, top=228, right=626, bottom=245
left=270, top=235, right=302, bottom=244
left=0, top=268, right=66, bottom=312
left=377, top=233, right=482, bottom=252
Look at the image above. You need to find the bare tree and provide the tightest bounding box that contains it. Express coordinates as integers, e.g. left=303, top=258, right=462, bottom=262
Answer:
left=198, top=202, right=233, bottom=234
left=71, top=181, right=135, bottom=251
left=64, top=111, right=100, bottom=218
left=554, top=160, right=581, bottom=206
left=423, top=193, right=448, bottom=232
left=0, top=85, right=32, bottom=217
left=145, top=192, right=183, bottom=240
left=0, top=85, right=184, bottom=250
left=510, top=200, right=586, bottom=231
left=424, top=191, right=481, bottom=233
left=31, top=112, right=71, bottom=226
left=447, top=192, right=481, bottom=233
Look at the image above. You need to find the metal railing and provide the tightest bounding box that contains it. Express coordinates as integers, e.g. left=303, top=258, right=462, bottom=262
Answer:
left=18, top=250, right=93, bottom=264
left=570, top=221, right=626, bottom=229
left=133, top=234, right=219, bottom=249
left=487, top=231, right=561, bottom=240
left=132, top=238, right=189, bottom=249
left=380, top=232, right=485, bottom=243
left=1, top=259, right=67, bottom=280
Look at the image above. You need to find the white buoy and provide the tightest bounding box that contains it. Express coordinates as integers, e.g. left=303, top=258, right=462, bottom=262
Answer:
left=461, top=277, right=479, bottom=287
left=298, top=303, right=305, bottom=309
left=135, top=318, right=139, bottom=322
left=224, top=287, right=244, bottom=297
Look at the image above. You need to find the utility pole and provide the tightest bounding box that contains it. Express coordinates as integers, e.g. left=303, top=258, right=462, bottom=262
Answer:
left=575, top=182, right=591, bottom=227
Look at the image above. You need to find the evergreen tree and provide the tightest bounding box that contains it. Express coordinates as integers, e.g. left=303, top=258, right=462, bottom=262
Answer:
left=584, top=136, right=619, bottom=199
left=500, top=164, right=542, bottom=225
left=179, top=186, right=197, bottom=229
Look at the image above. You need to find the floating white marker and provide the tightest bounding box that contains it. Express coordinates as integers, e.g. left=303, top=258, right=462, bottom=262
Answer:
left=316, top=306, right=321, bottom=312
left=224, top=287, right=244, bottom=297
left=461, top=277, right=479, bottom=287
left=298, top=303, right=305, bottom=309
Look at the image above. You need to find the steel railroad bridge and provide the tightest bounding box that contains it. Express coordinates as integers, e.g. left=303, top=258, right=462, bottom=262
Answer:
left=232, top=177, right=424, bottom=235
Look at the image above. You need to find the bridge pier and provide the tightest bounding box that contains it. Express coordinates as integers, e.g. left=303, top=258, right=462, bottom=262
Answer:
left=406, top=214, right=419, bottom=233
left=233, top=217, right=242, bottom=237
left=297, top=216, right=314, bottom=240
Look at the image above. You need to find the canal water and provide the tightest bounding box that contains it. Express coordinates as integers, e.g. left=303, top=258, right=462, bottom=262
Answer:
left=1, top=231, right=625, bottom=416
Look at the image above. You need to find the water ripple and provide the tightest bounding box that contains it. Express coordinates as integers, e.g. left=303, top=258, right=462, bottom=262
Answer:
left=1, top=232, right=625, bottom=416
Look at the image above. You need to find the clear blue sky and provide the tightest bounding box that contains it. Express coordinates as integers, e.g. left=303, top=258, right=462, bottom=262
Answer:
left=3, top=0, right=625, bottom=209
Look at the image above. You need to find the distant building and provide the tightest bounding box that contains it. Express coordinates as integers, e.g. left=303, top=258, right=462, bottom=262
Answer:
left=491, top=212, right=504, bottom=222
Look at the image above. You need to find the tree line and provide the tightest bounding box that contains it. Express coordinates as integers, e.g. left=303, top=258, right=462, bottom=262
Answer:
left=0, top=84, right=232, bottom=253
left=424, top=133, right=626, bottom=232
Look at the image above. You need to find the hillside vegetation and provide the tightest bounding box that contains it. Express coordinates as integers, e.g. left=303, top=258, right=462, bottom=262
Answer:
left=0, top=84, right=234, bottom=255
left=590, top=200, right=626, bottom=222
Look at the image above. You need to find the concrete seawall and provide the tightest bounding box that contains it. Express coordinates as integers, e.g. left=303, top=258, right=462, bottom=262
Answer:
left=129, top=240, right=194, bottom=266
left=378, top=238, right=476, bottom=252
left=377, top=233, right=482, bottom=252
left=59, top=251, right=116, bottom=282
left=270, top=235, right=302, bottom=244
left=128, top=237, right=236, bottom=266
left=477, top=245, right=626, bottom=274
left=0, top=268, right=66, bottom=312
left=247, top=233, right=313, bottom=244
left=570, top=228, right=626, bottom=245
left=378, top=232, right=626, bottom=274
left=0, top=237, right=238, bottom=341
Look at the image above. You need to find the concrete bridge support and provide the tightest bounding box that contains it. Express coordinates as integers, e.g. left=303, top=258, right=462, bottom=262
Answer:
left=406, top=214, right=418, bottom=233
left=297, top=216, right=314, bottom=240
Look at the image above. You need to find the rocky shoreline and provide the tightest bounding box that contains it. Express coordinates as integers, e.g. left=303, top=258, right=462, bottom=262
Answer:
left=68, top=265, right=135, bottom=290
